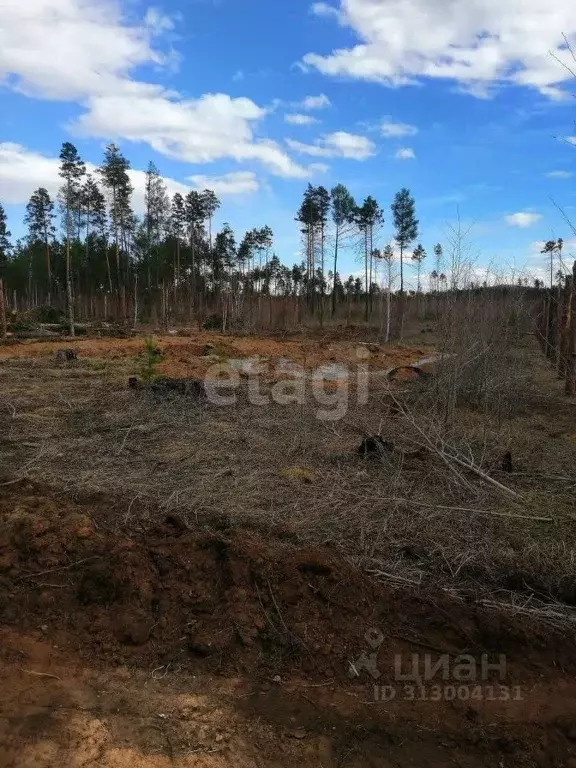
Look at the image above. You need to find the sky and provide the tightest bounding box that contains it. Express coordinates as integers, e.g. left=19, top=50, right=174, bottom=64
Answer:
left=1, top=0, right=576, bottom=285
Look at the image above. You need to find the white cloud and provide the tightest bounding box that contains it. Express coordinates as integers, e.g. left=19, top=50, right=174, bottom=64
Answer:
left=301, top=94, right=332, bottom=110
left=381, top=121, right=418, bottom=138
left=303, top=0, right=576, bottom=98
left=0, top=0, right=307, bottom=179
left=546, top=170, right=572, bottom=179
left=564, top=137, right=576, bottom=145
left=310, top=2, right=340, bottom=18
left=505, top=212, right=542, bottom=228
left=0, top=142, right=189, bottom=213
left=395, top=147, right=416, bottom=160
left=287, top=131, right=376, bottom=160
left=284, top=114, right=320, bottom=125
left=73, top=92, right=309, bottom=179
left=188, top=171, right=259, bottom=196
left=0, top=0, right=165, bottom=101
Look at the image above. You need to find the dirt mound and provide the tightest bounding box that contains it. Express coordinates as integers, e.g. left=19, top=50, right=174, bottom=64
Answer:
left=3, top=483, right=576, bottom=766
left=1, top=482, right=574, bottom=683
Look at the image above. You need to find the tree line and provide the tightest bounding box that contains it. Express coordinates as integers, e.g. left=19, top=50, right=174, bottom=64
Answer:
left=0, top=141, right=479, bottom=338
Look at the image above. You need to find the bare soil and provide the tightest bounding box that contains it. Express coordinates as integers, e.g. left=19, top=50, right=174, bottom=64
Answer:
left=0, top=329, right=428, bottom=380
left=1, top=330, right=576, bottom=766
left=1, top=482, right=576, bottom=767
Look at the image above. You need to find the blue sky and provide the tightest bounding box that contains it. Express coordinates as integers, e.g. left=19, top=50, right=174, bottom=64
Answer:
left=1, top=0, right=576, bottom=285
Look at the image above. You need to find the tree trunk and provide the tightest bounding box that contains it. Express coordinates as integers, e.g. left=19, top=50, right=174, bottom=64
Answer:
left=558, top=276, right=572, bottom=378
left=0, top=278, right=7, bottom=340
left=319, top=223, right=325, bottom=329
left=46, top=241, right=52, bottom=306
left=134, top=272, right=139, bottom=327
left=566, top=262, right=576, bottom=395
left=399, top=244, right=405, bottom=340
left=385, top=263, right=392, bottom=343
left=554, top=284, right=563, bottom=370
left=66, top=238, right=75, bottom=336
left=543, top=295, right=551, bottom=358
left=332, top=227, right=339, bottom=317
left=364, top=229, right=369, bottom=323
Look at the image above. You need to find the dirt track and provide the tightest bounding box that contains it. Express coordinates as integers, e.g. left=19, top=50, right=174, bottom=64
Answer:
left=1, top=482, right=576, bottom=767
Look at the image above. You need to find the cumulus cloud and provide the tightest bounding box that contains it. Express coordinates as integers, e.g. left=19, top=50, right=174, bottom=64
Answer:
left=0, top=0, right=167, bottom=101
left=303, top=0, right=576, bottom=98
left=381, top=121, right=418, bottom=138
left=301, top=94, right=332, bottom=110
left=286, top=131, right=376, bottom=160
left=395, top=147, right=416, bottom=160
left=0, top=0, right=307, bottom=178
left=73, top=92, right=309, bottom=178
left=505, top=212, right=542, bottom=228
left=546, top=170, right=572, bottom=179
left=0, top=142, right=190, bottom=213
left=284, top=114, right=319, bottom=125
left=188, top=171, right=259, bottom=196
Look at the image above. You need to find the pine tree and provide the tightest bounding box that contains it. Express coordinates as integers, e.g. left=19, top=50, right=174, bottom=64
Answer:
left=201, top=190, right=221, bottom=251
left=380, top=244, right=395, bottom=342
left=356, top=196, right=383, bottom=321
left=411, top=243, right=426, bottom=294
left=185, top=191, right=206, bottom=299
left=144, top=162, right=169, bottom=290
left=330, top=183, right=356, bottom=316
left=313, top=187, right=330, bottom=326
left=434, top=243, right=443, bottom=277
left=170, top=193, right=186, bottom=290
left=81, top=175, right=109, bottom=294
left=0, top=202, right=10, bottom=339
left=296, top=185, right=321, bottom=312
left=540, top=240, right=557, bottom=290
left=391, top=188, right=418, bottom=337
left=59, top=142, right=86, bottom=335
left=24, top=188, right=56, bottom=304
left=99, top=144, right=133, bottom=315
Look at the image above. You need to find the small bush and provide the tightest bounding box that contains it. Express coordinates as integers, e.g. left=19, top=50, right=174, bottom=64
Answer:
left=139, top=337, right=162, bottom=383
left=202, top=314, right=223, bottom=330
left=37, top=306, right=62, bottom=324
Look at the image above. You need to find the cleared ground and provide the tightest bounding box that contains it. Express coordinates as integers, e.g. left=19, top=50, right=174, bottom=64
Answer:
left=1, top=328, right=576, bottom=766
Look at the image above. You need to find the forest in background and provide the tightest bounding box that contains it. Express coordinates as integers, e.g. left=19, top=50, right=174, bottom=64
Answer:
left=0, top=141, right=560, bottom=339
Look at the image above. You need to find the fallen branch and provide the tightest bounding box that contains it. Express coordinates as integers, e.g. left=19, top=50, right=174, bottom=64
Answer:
left=408, top=501, right=550, bottom=522
left=16, top=556, right=101, bottom=582
left=19, top=669, right=61, bottom=681
left=446, top=452, right=523, bottom=500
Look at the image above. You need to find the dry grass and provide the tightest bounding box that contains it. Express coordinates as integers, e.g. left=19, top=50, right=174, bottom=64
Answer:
left=1, top=331, right=575, bottom=627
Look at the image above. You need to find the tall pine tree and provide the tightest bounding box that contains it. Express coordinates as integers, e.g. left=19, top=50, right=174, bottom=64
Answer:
left=357, top=196, right=383, bottom=321
left=330, top=183, right=356, bottom=317
left=391, top=188, right=418, bottom=338
left=99, top=144, right=133, bottom=316
left=59, top=142, right=86, bottom=335
left=24, top=188, right=55, bottom=304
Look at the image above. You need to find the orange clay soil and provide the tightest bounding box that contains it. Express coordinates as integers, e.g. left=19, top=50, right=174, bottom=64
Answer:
left=1, top=481, right=576, bottom=767
left=0, top=332, right=429, bottom=380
